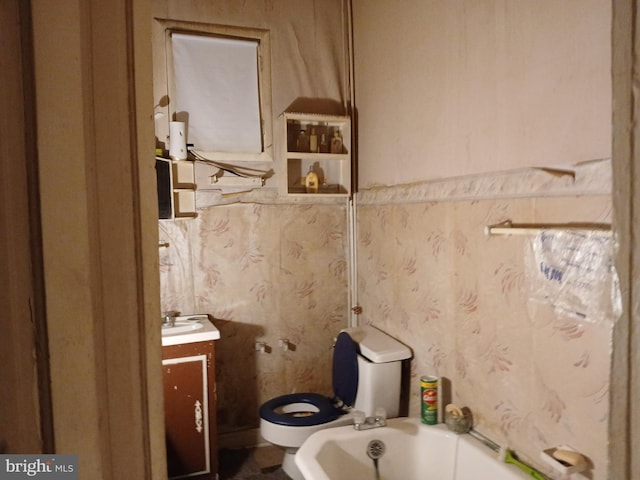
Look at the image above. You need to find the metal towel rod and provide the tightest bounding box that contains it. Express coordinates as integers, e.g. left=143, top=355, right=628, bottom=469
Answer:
left=485, top=220, right=612, bottom=237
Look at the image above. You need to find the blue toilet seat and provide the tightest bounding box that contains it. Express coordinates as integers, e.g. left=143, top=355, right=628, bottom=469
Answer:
left=260, top=331, right=359, bottom=427
left=259, top=393, right=344, bottom=427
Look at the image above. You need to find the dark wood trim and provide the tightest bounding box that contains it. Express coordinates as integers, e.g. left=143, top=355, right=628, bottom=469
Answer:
left=18, top=0, right=54, bottom=454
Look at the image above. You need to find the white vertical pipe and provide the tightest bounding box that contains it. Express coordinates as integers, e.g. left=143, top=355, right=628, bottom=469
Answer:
left=345, top=0, right=358, bottom=328
left=348, top=195, right=358, bottom=327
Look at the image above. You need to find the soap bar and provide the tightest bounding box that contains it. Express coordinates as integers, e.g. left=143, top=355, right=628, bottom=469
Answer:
left=445, top=404, right=463, bottom=418
left=552, top=449, right=586, bottom=468
left=540, top=446, right=588, bottom=475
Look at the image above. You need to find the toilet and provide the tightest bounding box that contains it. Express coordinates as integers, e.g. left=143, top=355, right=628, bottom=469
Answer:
left=259, top=325, right=412, bottom=480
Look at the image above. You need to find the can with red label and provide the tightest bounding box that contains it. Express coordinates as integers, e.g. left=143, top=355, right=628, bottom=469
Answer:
left=420, top=375, right=438, bottom=425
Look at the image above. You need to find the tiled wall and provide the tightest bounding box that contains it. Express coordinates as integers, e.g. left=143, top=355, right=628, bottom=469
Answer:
left=159, top=202, right=349, bottom=433
left=356, top=193, right=614, bottom=478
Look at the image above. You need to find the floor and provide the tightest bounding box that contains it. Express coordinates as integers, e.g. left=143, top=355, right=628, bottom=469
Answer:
left=218, top=445, right=291, bottom=480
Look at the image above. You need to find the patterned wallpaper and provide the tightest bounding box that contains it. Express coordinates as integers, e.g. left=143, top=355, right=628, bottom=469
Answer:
left=159, top=162, right=615, bottom=478
left=356, top=193, right=614, bottom=479
left=159, top=202, right=349, bottom=434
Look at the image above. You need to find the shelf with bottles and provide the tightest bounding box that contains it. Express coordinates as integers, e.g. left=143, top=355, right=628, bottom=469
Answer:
left=280, top=112, right=351, bottom=197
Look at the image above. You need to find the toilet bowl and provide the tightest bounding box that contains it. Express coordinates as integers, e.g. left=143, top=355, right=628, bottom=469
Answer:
left=259, top=325, right=412, bottom=480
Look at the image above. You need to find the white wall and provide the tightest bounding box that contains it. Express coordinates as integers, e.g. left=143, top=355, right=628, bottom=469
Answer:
left=352, top=0, right=612, bottom=187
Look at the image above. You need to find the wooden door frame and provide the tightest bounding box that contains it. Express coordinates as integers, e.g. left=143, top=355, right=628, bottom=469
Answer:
left=28, top=1, right=166, bottom=478
left=0, top=0, right=52, bottom=455
left=611, top=0, right=640, bottom=478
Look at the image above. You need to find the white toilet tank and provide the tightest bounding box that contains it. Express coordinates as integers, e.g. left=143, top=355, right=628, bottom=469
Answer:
left=342, top=326, right=412, bottom=418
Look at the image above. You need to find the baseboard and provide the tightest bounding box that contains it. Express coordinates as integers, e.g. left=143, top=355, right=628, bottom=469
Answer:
left=218, top=427, right=268, bottom=450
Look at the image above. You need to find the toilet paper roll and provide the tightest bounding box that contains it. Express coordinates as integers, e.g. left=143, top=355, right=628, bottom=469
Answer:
left=169, top=121, right=187, bottom=160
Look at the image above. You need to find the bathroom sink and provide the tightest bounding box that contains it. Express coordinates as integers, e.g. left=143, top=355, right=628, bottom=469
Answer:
left=163, top=321, right=204, bottom=335
left=161, top=314, right=220, bottom=346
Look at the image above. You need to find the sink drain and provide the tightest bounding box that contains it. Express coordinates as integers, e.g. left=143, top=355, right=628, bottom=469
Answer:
left=367, top=439, right=386, bottom=460
left=367, top=440, right=386, bottom=480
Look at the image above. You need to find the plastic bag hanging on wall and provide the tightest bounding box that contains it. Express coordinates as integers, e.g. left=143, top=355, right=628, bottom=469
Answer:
left=524, top=230, right=621, bottom=325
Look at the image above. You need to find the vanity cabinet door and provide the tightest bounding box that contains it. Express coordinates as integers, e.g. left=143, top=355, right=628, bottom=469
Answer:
left=163, top=341, right=217, bottom=479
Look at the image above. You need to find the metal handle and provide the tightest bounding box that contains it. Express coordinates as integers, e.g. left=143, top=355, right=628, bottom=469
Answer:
left=194, top=400, right=203, bottom=433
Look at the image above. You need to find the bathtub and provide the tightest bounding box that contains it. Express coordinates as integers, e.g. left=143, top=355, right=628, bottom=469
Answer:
left=295, top=417, right=532, bottom=480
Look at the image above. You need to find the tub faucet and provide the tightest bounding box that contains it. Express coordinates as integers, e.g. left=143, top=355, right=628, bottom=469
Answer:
left=162, top=311, right=179, bottom=328
left=353, top=408, right=387, bottom=430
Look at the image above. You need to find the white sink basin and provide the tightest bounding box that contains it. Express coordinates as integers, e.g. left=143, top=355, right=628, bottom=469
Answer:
left=163, top=321, right=204, bottom=335
left=161, top=314, right=220, bottom=346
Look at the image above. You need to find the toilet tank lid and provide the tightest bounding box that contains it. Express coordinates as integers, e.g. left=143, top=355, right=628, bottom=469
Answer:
left=342, top=326, right=412, bottom=363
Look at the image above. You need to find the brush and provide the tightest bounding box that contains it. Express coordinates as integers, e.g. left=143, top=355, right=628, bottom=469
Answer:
left=499, top=446, right=548, bottom=480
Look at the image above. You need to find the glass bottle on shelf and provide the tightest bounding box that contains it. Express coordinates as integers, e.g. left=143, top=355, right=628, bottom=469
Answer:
left=319, top=133, right=329, bottom=153
left=330, top=130, right=342, bottom=154
left=305, top=165, right=319, bottom=193
left=309, top=127, right=318, bottom=153
left=297, top=128, right=310, bottom=152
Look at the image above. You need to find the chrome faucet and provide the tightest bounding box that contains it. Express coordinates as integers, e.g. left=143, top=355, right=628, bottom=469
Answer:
left=162, top=311, right=179, bottom=328
left=353, top=408, right=387, bottom=430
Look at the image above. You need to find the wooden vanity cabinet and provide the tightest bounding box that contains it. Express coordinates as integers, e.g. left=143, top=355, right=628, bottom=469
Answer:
left=162, top=340, right=217, bottom=479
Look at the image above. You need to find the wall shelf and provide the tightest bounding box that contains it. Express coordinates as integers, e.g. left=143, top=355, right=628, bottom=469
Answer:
left=156, top=157, right=197, bottom=219
left=279, top=112, right=351, bottom=198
